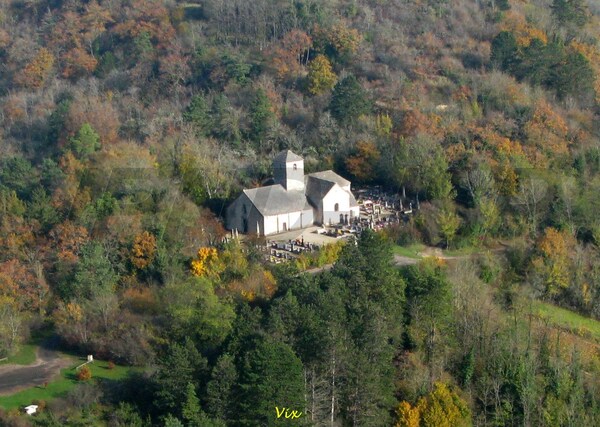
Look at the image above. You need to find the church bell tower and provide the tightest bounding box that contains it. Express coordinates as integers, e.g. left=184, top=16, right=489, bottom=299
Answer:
left=273, top=150, right=305, bottom=191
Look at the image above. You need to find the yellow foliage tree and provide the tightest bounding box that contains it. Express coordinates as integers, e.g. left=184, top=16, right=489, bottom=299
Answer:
left=376, top=113, right=393, bottom=137
left=437, top=208, right=461, bottom=248
left=532, top=227, right=575, bottom=296
left=314, top=23, right=362, bottom=58
left=307, top=54, right=337, bottom=95
left=396, top=401, right=420, bottom=427
left=191, top=247, right=224, bottom=279
left=396, top=383, right=471, bottom=427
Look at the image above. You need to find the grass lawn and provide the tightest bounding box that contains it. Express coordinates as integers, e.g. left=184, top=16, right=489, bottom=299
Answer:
left=392, top=243, right=425, bottom=258
left=0, top=343, right=37, bottom=366
left=0, top=359, right=135, bottom=410
left=530, top=300, right=600, bottom=343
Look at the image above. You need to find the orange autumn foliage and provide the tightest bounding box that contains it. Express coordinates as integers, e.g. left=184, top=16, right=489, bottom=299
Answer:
left=525, top=101, right=570, bottom=157
left=345, top=141, right=381, bottom=182
left=131, top=231, right=157, bottom=269
left=271, top=29, right=312, bottom=80
left=0, top=259, right=48, bottom=312
left=49, top=221, right=89, bottom=265
left=61, top=47, right=98, bottom=78
left=15, top=48, right=54, bottom=89
left=500, top=11, right=548, bottom=46
left=76, top=365, right=92, bottom=381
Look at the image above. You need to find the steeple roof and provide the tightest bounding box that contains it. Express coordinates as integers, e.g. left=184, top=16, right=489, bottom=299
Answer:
left=273, top=150, right=303, bottom=164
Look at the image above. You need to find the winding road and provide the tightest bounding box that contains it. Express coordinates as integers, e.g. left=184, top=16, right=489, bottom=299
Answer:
left=0, top=341, right=71, bottom=396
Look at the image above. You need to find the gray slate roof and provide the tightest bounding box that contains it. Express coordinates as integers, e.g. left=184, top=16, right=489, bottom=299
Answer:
left=305, top=176, right=335, bottom=204
left=273, top=150, right=303, bottom=164
left=305, top=171, right=358, bottom=207
left=307, top=170, right=350, bottom=187
left=243, top=185, right=312, bottom=216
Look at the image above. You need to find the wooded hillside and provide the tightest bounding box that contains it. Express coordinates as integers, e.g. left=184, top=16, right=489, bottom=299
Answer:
left=1, top=0, right=600, bottom=425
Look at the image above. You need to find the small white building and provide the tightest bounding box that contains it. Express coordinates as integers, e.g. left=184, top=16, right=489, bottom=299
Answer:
left=227, top=150, right=359, bottom=236
left=24, top=405, right=38, bottom=415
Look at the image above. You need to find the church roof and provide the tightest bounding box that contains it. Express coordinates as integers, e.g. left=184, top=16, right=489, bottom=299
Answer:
left=307, top=170, right=351, bottom=187
left=273, top=150, right=303, bottom=164
left=243, top=185, right=312, bottom=216
left=305, top=176, right=336, bottom=203
left=305, top=171, right=358, bottom=207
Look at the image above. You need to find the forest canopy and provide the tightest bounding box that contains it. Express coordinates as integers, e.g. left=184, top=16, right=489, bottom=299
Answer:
left=1, top=0, right=600, bottom=425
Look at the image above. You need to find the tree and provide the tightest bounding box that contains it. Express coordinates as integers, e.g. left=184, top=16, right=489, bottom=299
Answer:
left=307, top=54, right=337, bottom=95
left=152, top=341, right=207, bottom=418
left=183, top=94, right=211, bottom=135
left=313, top=23, right=362, bottom=63
left=0, top=296, right=21, bottom=357
left=206, top=354, right=238, bottom=422
left=249, top=89, right=274, bottom=143
left=513, top=177, right=548, bottom=236
left=395, top=401, right=420, bottom=427
left=0, top=157, right=37, bottom=199
left=271, top=29, right=312, bottom=80
left=182, top=383, right=202, bottom=426
left=551, top=0, right=589, bottom=27
left=345, top=141, right=381, bottom=183
left=491, top=31, right=519, bottom=71
left=530, top=227, right=575, bottom=298
left=396, top=382, right=471, bottom=427
left=403, top=260, right=452, bottom=385
left=164, top=277, right=235, bottom=350
left=27, top=187, right=59, bottom=232
left=190, top=247, right=224, bottom=279
left=110, top=402, right=144, bottom=427
left=552, top=50, right=594, bottom=101
left=131, top=231, right=157, bottom=270
left=437, top=208, right=461, bottom=248
left=70, top=242, right=118, bottom=300
left=329, top=75, right=371, bottom=124
left=163, top=415, right=184, bottom=427
left=77, top=365, right=92, bottom=381
left=69, top=123, right=101, bottom=158
left=15, top=48, right=54, bottom=89
left=237, top=337, right=305, bottom=426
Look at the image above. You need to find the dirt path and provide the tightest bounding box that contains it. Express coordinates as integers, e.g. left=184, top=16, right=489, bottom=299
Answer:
left=0, top=342, right=72, bottom=396
left=306, top=246, right=497, bottom=274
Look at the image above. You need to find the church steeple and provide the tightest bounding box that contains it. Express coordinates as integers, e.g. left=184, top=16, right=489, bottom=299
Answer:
left=273, top=150, right=304, bottom=191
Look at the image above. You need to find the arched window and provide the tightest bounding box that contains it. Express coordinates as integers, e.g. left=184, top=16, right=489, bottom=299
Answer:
left=334, top=203, right=339, bottom=212
left=293, top=163, right=297, bottom=170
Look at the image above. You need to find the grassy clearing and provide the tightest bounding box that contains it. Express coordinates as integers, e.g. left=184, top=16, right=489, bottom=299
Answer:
left=0, top=343, right=37, bottom=366
left=443, top=245, right=482, bottom=257
left=0, top=359, right=134, bottom=410
left=530, top=300, right=600, bottom=343
left=392, top=243, right=425, bottom=258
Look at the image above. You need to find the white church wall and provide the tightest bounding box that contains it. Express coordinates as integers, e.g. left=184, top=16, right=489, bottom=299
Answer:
left=263, top=209, right=315, bottom=235
left=322, top=186, right=352, bottom=225
left=263, top=215, right=279, bottom=236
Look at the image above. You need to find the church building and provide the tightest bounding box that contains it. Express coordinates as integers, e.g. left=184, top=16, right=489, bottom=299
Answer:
left=226, top=150, right=360, bottom=236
